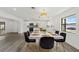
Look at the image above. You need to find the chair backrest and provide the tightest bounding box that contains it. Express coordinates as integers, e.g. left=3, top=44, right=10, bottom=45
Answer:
left=24, top=32, right=27, bottom=36
left=40, top=37, right=54, bottom=49
left=60, top=32, right=66, bottom=42
left=29, top=27, right=33, bottom=32
left=27, top=31, right=30, bottom=36
left=24, top=31, right=30, bottom=36
left=24, top=32, right=29, bottom=42
left=55, top=31, right=59, bottom=34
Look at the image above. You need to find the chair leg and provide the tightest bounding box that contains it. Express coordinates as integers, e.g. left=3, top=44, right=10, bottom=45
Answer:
left=59, top=42, right=65, bottom=52
left=39, top=46, right=40, bottom=51
left=62, top=42, right=65, bottom=52
left=56, top=42, right=60, bottom=52
left=56, top=42, right=58, bottom=52
left=55, top=42, right=65, bottom=52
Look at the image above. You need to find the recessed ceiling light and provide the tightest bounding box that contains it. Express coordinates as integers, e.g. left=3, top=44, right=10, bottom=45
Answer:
left=12, top=8, right=16, bottom=11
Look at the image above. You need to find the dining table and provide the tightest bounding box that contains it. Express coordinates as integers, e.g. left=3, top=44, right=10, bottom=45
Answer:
left=29, top=31, right=64, bottom=44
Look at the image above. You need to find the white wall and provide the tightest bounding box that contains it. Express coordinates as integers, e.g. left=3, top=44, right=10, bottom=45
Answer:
left=49, top=7, right=79, bottom=49
left=0, top=19, right=18, bottom=33
left=0, top=10, right=22, bottom=33
left=0, top=9, right=51, bottom=33
left=22, top=20, right=49, bottom=32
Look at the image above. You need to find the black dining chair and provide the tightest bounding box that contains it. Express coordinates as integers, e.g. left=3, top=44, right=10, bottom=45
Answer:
left=55, top=32, right=66, bottom=42
left=24, top=32, right=36, bottom=49
left=54, top=32, right=66, bottom=51
left=29, top=27, right=34, bottom=33
left=40, top=37, right=54, bottom=49
left=55, top=31, right=59, bottom=35
left=24, top=32, right=36, bottom=42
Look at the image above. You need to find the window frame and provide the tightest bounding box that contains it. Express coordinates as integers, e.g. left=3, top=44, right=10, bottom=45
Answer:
left=61, top=14, right=77, bottom=33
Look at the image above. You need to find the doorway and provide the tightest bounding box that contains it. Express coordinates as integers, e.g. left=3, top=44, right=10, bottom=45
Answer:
left=0, top=22, right=5, bottom=35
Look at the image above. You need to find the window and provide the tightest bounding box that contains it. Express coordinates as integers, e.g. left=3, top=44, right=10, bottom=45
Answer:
left=61, top=15, right=77, bottom=33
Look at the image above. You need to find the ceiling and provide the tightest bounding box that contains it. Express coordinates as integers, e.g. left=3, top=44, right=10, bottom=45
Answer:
left=0, top=7, right=70, bottom=20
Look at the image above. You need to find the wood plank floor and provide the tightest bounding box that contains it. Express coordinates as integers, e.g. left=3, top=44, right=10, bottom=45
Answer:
left=0, top=33, right=79, bottom=52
